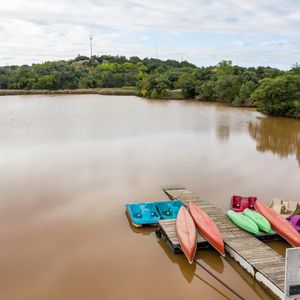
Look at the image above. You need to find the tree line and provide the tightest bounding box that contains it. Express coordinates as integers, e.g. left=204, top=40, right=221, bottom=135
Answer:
left=1, top=55, right=300, bottom=118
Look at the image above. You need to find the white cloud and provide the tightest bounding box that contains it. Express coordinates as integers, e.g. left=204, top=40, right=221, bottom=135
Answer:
left=0, top=0, right=300, bottom=67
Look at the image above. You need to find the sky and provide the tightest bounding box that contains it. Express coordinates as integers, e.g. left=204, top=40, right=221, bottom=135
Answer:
left=0, top=0, right=300, bottom=69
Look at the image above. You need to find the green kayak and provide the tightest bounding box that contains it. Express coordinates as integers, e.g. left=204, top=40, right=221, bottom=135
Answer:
left=227, top=210, right=259, bottom=235
left=243, top=208, right=272, bottom=233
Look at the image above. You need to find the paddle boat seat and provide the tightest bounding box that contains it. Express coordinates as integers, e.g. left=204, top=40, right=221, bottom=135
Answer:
left=289, top=215, right=300, bottom=233
left=126, top=200, right=183, bottom=226
left=270, top=198, right=300, bottom=218
left=130, top=204, right=143, bottom=219
left=143, top=203, right=160, bottom=220
left=126, top=202, right=160, bottom=226
left=159, top=202, right=173, bottom=215
left=231, top=196, right=257, bottom=212
left=271, top=198, right=283, bottom=214
left=285, top=201, right=299, bottom=214
left=156, top=200, right=183, bottom=219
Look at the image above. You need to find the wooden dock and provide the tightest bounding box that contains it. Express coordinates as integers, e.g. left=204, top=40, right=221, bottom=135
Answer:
left=156, top=187, right=286, bottom=299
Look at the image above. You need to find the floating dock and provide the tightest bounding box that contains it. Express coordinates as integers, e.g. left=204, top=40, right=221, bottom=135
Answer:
left=156, top=187, right=286, bottom=299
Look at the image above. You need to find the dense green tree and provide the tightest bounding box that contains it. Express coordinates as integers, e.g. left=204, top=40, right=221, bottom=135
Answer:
left=241, top=70, right=258, bottom=83
left=175, top=73, right=197, bottom=98
left=34, top=75, right=56, bottom=89
left=193, top=67, right=213, bottom=81
left=289, top=63, right=300, bottom=75
left=9, top=65, right=35, bottom=89
left=214, top=75, right=242, bottom=103
left=251, top=74, right=300, bottom=117
left=136, top=73, right=171, bottom=98
left=196, top=81, right=216, bottom=100
left=0, top=67, right=11, bottom=89
left=255, top=66, right=283, bottom=80
left=213, top=60, right=234, bottom=77
left=78, top=74, right=94, bottom=89
left=238, top=81, right=258, bottom=104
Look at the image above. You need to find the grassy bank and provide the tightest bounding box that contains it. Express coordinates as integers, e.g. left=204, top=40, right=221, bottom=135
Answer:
left=0, top=87, right=136, bottom=96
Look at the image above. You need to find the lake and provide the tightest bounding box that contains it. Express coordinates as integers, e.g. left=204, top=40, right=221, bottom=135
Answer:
left=0, top=95, right=299, bottom=299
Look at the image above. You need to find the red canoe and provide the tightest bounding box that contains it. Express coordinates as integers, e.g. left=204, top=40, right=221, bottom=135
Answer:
left=189, top=202, right=225, bottom=257
left=176, top=206, right=197, bottom=264
left=255, top=200, right=300, bottom=247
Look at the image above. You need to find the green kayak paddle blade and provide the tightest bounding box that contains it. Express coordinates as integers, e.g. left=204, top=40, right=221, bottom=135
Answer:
left=227, top=210, right=260, bottom=235
left=243, top=208, right=272, bottom=233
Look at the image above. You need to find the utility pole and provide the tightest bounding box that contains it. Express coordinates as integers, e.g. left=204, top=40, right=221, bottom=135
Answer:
left=89, top=36, right=93, bottom=59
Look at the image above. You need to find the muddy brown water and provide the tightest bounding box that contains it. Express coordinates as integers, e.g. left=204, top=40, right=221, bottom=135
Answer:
left=0, top=95, right=299, bottom=300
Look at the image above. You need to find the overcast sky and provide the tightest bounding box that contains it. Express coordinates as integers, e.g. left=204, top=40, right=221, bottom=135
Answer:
left=1, top=0, right=300, bottom=69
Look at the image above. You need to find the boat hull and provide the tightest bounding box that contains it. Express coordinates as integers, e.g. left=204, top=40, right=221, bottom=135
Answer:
left=255, top=200, right=300, bottom=247
left=227, top=210, right=260, bottom=235
left=243, top=208, right=272, bottom=233
left=189, top=202, right=225, bottom=257
left=176, top=206, right=196, bottom=264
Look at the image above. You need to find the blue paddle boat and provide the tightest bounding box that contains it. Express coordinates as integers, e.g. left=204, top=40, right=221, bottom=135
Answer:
left=157, top=200, right=183, bottom=219
left=126, top=202, right=160, bottom=227
left=126, top=200, right=183, bottom=227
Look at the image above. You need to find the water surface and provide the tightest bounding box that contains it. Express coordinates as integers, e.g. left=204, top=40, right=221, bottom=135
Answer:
left=0, top=95, right=299, bottom=300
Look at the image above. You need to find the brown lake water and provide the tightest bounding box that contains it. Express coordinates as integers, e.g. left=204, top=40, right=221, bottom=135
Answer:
left=0, top=95, right=299, bottom=300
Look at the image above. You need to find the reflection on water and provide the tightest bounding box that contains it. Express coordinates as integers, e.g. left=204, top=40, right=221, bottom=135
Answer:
left=157, top=238, right=196, bottom=283
left=216, top=114, right=230, bottom=142
left=195, top=251, right=225, bottom=275
left=249, top=116, right=300, bottom=165
left=225, top=255, right=271, bottom=300
left=0, top=95, right=299, bottom=300
left=125, top=212, right=154, bottom=236
left=194, top=273, right=233, bottom=300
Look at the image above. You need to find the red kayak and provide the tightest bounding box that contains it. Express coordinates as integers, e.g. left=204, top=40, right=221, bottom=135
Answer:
left=189, top=202, right=225, bottom=257
left=176, top=206, right=197, bottom=264
left=255, top=200, right=300, bottom=247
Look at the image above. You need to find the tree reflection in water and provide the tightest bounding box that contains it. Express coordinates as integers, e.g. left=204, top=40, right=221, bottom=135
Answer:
left=249, top=116, right=300, bottom=165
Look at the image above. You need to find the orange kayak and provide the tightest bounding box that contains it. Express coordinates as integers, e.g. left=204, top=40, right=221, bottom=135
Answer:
left=189, top=203, right=225, bottom=257
left=176, top=206, right=197, bottom=264
left=255, top=200, right=300, bottom=247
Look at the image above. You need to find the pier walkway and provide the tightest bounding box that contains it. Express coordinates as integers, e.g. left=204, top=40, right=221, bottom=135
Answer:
left=156, top=187, right=286, bottom=299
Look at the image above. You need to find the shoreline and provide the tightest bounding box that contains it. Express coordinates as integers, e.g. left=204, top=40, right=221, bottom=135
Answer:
left=0, top=88, right=260, bottom=112
left=0, top=88, right=136, bottom=97
left=1, top=89, right=299, bottom=119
